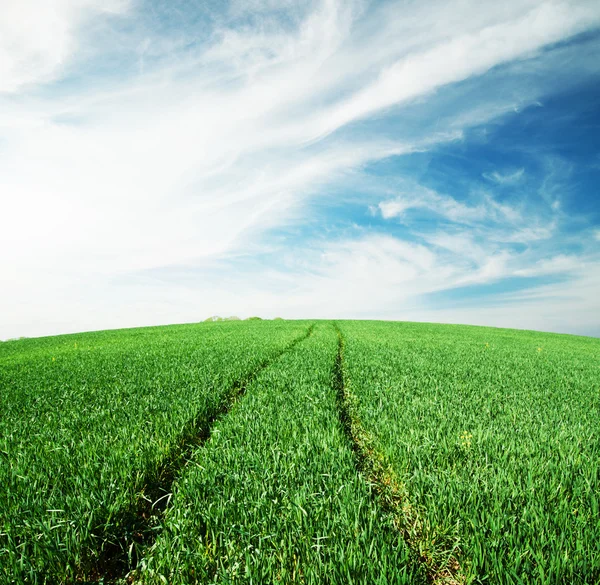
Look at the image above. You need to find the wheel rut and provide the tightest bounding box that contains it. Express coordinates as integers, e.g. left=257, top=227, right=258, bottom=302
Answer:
left=332, top=322, right=464, bottom=585
left=82, top=323, right=315, bottom=584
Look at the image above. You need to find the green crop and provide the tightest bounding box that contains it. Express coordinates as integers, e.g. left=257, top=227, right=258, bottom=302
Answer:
left=2, top=319, right=599, bottom=584
left=338, top=321, right=600, bottom=584
left=138, top=323, right=424, bottom=584
left=0, top=320, right=310, bottom=583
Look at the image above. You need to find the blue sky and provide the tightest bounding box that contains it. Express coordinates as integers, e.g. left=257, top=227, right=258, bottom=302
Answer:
left=1, top=0, right=599, bottom=338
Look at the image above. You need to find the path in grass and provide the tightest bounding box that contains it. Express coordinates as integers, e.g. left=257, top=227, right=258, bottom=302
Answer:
left=137, top=323, right=425, bottom=584
left=338, top=321, right=600, bottom=584
left=5, top=319, right=598, bottom=584
left=91, top=323, right=315, bottom=582
left=0, top=320, right=312, bottom=584
left=333, top=323, right=463, bottom=585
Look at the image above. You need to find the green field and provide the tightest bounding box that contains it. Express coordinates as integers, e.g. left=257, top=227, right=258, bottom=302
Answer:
left=1, top=320, right=598, bottom=584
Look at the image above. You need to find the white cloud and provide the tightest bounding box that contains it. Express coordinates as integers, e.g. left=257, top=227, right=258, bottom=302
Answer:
left=377, top=185, right=520, bottom=226
left=276, top=238, right=599, bottom=336
left=378, top=199, right=413, bottom=220
left=315, top=0, right=600, bottom=138
left=118, top=235, right=598, bottom=338
left=424, top=233, right=489, bottom=263
left=514, top=254, right=581, bottom=277
left=483, top=168, right=525, bottom=183
left=493, top=223, right=556, bottom=243
left=1, top=0, right=599, bottom=338
left=421, top=264, right=600, bottom=337
left=0, top=0, right=130, bottom=93
left=377, top=179, right=561, bottom=248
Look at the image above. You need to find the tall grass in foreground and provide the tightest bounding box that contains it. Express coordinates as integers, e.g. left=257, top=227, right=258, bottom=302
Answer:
left=138, top=323, right=425, bottom=584
left=0, top=321, right=309, bottom=583
left=339, top=321, right=600, bottom=584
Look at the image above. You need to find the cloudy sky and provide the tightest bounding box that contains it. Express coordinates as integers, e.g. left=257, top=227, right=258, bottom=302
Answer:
left=1, top=0, right=599, bottom=339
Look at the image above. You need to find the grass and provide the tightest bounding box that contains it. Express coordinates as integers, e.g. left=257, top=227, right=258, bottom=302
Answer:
left=1, top=319, right=599, bottom=584
left=338, top=321, right=600, bottom=584
left=0, top=320, right=310, bottom=583
left=137, top=323, right=423, bottom=584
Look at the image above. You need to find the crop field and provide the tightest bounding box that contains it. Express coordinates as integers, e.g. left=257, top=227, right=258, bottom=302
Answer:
left=1, top=320, right=599, bottom=584
left=338, top=322, right=600, bottom=584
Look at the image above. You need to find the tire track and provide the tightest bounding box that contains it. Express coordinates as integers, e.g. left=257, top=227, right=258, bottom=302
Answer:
left=332, top=322, right=464, bottom=585
left=82, top=323, right=315, bottom=584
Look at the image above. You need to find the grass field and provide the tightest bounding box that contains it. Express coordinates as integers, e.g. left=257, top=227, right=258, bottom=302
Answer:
left=1, top=320, right=598, bottom=584
left=338, top=322, right=600, bottom=584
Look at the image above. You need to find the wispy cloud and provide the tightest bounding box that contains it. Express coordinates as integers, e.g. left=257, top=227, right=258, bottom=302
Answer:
left=0, top=0, right=131, bottom=93
left=377, top=185, right=521, bottom=225
left=1, top=0, right=599, bottom=338
left=483, top=168, right=525, bottom=184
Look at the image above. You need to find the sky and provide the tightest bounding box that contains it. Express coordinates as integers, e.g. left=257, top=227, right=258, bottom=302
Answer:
left=1, top=0, right=599, bottom=339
